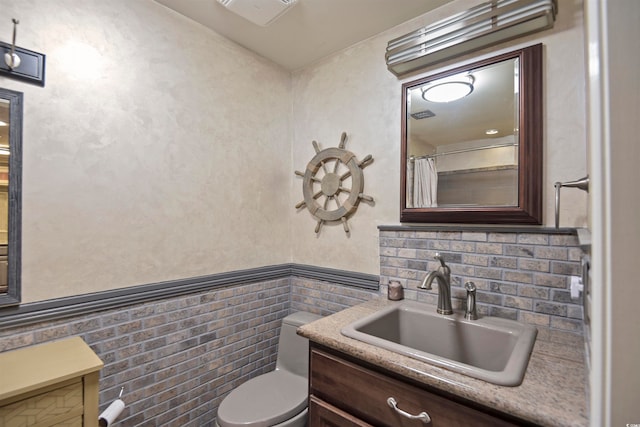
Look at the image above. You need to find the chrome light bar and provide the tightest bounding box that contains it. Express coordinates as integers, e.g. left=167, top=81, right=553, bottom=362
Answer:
left=386, top=0, right=556, bottom=77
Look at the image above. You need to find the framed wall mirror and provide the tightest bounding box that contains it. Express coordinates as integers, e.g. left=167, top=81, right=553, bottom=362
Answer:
left=0, top=87, right=22, bottom=307
left=401, top=44, right=542, bottom=224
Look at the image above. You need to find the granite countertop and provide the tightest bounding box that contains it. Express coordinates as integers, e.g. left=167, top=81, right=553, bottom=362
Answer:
left=298, top=298, right=589, bottom=427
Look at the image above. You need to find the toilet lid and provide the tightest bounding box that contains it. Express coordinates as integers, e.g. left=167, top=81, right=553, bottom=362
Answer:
left=217, top=370, right=308, bottom=427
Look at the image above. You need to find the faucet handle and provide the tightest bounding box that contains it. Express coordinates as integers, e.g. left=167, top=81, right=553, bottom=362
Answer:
left=434, top=253, right=451, bottom=276
left=464, top=281, right=478, bottom=320
left=464, top=282, right=478, bottom=320
left=464, top=281, right=476, bottom=292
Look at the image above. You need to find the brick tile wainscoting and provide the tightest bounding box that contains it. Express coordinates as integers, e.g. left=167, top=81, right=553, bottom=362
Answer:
left=0, top=271, right=376, bottom=427
left=0, top=229, right=585, bottom=427
left=378, top=226, right=586, bottom=335
left=290, top=277, right=377, bottom=315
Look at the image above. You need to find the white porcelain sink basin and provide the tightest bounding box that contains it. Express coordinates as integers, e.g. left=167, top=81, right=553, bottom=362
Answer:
left=341, top=300, right=537, bottom=386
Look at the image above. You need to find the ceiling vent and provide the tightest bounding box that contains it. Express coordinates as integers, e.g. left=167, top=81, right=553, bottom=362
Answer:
left=217, top=0, right=299, bottom=26
left=411, top=110, right=436, bottom=120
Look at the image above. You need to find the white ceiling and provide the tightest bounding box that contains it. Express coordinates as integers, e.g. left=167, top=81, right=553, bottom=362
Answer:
left=154, top=0, right=453, bottom=71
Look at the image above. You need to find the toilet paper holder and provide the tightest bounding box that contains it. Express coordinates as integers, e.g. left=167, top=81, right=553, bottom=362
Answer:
left=99, top=387, right=125, bottom=427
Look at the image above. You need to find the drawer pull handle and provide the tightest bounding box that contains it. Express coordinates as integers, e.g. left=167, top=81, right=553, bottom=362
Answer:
left=387, top=397, right=432, bottom=424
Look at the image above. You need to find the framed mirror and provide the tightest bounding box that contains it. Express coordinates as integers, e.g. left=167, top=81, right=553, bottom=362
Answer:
left=0, top=87, right=22, bottom=307
left=401, top=44, right=542, bottom=224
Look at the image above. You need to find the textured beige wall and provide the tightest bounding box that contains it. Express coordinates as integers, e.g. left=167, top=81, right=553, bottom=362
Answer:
left=290, top=0, right=588, bottom=274
left=0, top=0, right=589, bottom=303
left=0, top=0, right=293, bottom=302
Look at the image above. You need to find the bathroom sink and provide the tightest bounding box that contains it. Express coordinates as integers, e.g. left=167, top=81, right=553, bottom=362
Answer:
left=341, top=300, right=537, bottom=386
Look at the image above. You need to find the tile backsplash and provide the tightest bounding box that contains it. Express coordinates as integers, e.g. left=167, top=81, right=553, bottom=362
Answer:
left=379, top=227, right=585, bottom=335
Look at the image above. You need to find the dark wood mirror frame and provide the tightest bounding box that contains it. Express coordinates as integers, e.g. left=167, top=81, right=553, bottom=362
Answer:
left=400, top=44, right=543, bottom=224
left=0, top=87, right=22, bottom=307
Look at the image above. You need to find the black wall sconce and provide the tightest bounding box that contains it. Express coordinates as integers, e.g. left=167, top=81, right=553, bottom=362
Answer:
left=0, top=19, right=46, bottom=87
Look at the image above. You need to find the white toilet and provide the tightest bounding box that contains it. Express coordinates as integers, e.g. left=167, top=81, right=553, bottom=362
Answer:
left=215, top=311, right=322, bottom=427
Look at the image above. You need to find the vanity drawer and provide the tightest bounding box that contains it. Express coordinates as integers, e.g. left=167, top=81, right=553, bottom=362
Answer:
left=310, top=348, right=519, bottom=427
left=0, top=381, right=84, bottom=427
left=310, top=395, right=374, bottom=427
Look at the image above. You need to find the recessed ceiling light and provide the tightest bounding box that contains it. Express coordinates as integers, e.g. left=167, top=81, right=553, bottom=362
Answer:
left=485, top=129, right=499, bottom=135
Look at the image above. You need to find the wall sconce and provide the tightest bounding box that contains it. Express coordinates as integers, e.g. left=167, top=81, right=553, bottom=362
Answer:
left=386, top=0, right=557, bottom=77
left=0, top=18, right=46, bottom=86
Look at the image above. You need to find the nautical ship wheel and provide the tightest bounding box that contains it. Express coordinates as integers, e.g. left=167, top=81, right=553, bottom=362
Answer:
left=295, top=132, right=373, bottom=234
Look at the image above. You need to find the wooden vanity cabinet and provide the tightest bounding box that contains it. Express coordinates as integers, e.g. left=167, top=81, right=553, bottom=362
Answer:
left=0, top=337, right=104, bottom=427
left=309, top=344, right=533, bottom=427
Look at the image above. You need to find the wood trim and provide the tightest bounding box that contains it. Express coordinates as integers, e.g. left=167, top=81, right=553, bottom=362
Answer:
left=378, top=224, right=576, bottom=234
left=400, top=44, right=544, bottom=225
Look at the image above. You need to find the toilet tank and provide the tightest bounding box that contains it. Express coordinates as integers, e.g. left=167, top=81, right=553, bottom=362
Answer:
left=276, top=311, right=322, bottom=378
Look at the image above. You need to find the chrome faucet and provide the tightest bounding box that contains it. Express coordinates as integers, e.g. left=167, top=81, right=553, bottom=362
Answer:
left=418, top=253, right=453, bottom=315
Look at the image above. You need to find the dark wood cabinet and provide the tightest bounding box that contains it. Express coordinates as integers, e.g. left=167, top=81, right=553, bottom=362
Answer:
left=309, top=344, right=533, bottom=427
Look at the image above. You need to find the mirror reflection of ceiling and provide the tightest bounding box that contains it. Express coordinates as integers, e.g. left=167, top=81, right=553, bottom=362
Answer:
left=153, top=0, right=453, bottom=70
left=0, top=100, right=9, bottom=152
left=408, top=58, right=517, bottom=149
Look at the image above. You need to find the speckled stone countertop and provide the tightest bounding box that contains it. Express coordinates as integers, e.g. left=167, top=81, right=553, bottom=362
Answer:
left=298, top=298, right=589, bottom=427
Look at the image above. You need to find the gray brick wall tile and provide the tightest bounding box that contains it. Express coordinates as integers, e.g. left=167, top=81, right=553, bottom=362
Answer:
left=504, top=244, right=535, bottom=258
left=518, top=258, right=551, bottom=273
left=488, top=306, right=518, bottom=320
left=0, top=333, right=34, bottom=352
left=406, top=239, right=430, bottom=249
left=462, top=254, right=489, bottom=267
left=535, top=246, right=568, bottom=260
left=535, top=301, right=568, bottom=316
left=551, top=261, right=581, bottom=275
left=380, top=247, right=397, bottom=257
left=476, top=292, right=503, bottom=305
left=397, top=248, right=418, bottom=259
left=519, top=285, right=550, bottom=299
left=504, top=296, right=534, bottom=311
left=450, top=241, right=476, bottom=253
left=379, top=229, right=584, bottom=335
left=549, top=235, right=579, bottom=246
left=503, top=271, right=534, bottom=284
left=490, top=281, right=518, bottom=295
left=462, top=232, right=488, bottom=242
left=436, top=231, right=462, bottom=240
left=534, top=274, right=569, bottom=289
left=488, top=233, right=517, bottom=243
left=517, top=234, right=549, bottom=245
left=476, top=242, right=503, bottom=255
left=429, top=240, right=451, bottom=250
left=474, top=266, right=503, bottom=280
left=490, top=256, right=518, bottom=269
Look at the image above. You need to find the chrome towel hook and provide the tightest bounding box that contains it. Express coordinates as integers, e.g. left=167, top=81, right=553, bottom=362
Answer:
left=4, top=18, right=21, bottom=69
left=554, top=175, right=589, bottom=228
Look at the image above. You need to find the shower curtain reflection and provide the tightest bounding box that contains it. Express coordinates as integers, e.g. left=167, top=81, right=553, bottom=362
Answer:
left=407, top=157, right=438, bottom=208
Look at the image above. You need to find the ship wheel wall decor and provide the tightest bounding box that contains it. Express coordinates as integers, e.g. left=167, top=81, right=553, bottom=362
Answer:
left=295, top=132, right=374, bottom=234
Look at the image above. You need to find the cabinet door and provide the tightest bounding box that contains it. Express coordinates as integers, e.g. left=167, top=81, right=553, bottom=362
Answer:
left=310, top=396, right=374, bottom=427
left=311, top=348, right=523, bottom=427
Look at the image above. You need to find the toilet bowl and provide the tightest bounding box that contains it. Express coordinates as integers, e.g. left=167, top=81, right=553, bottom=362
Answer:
left=215, top=311, right=322, bottom=427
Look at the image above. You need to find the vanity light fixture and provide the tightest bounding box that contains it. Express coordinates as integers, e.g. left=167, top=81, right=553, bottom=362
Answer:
left=422, top=75, right=474, bottom=103
left=386, top=0, right=557, bottom=77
